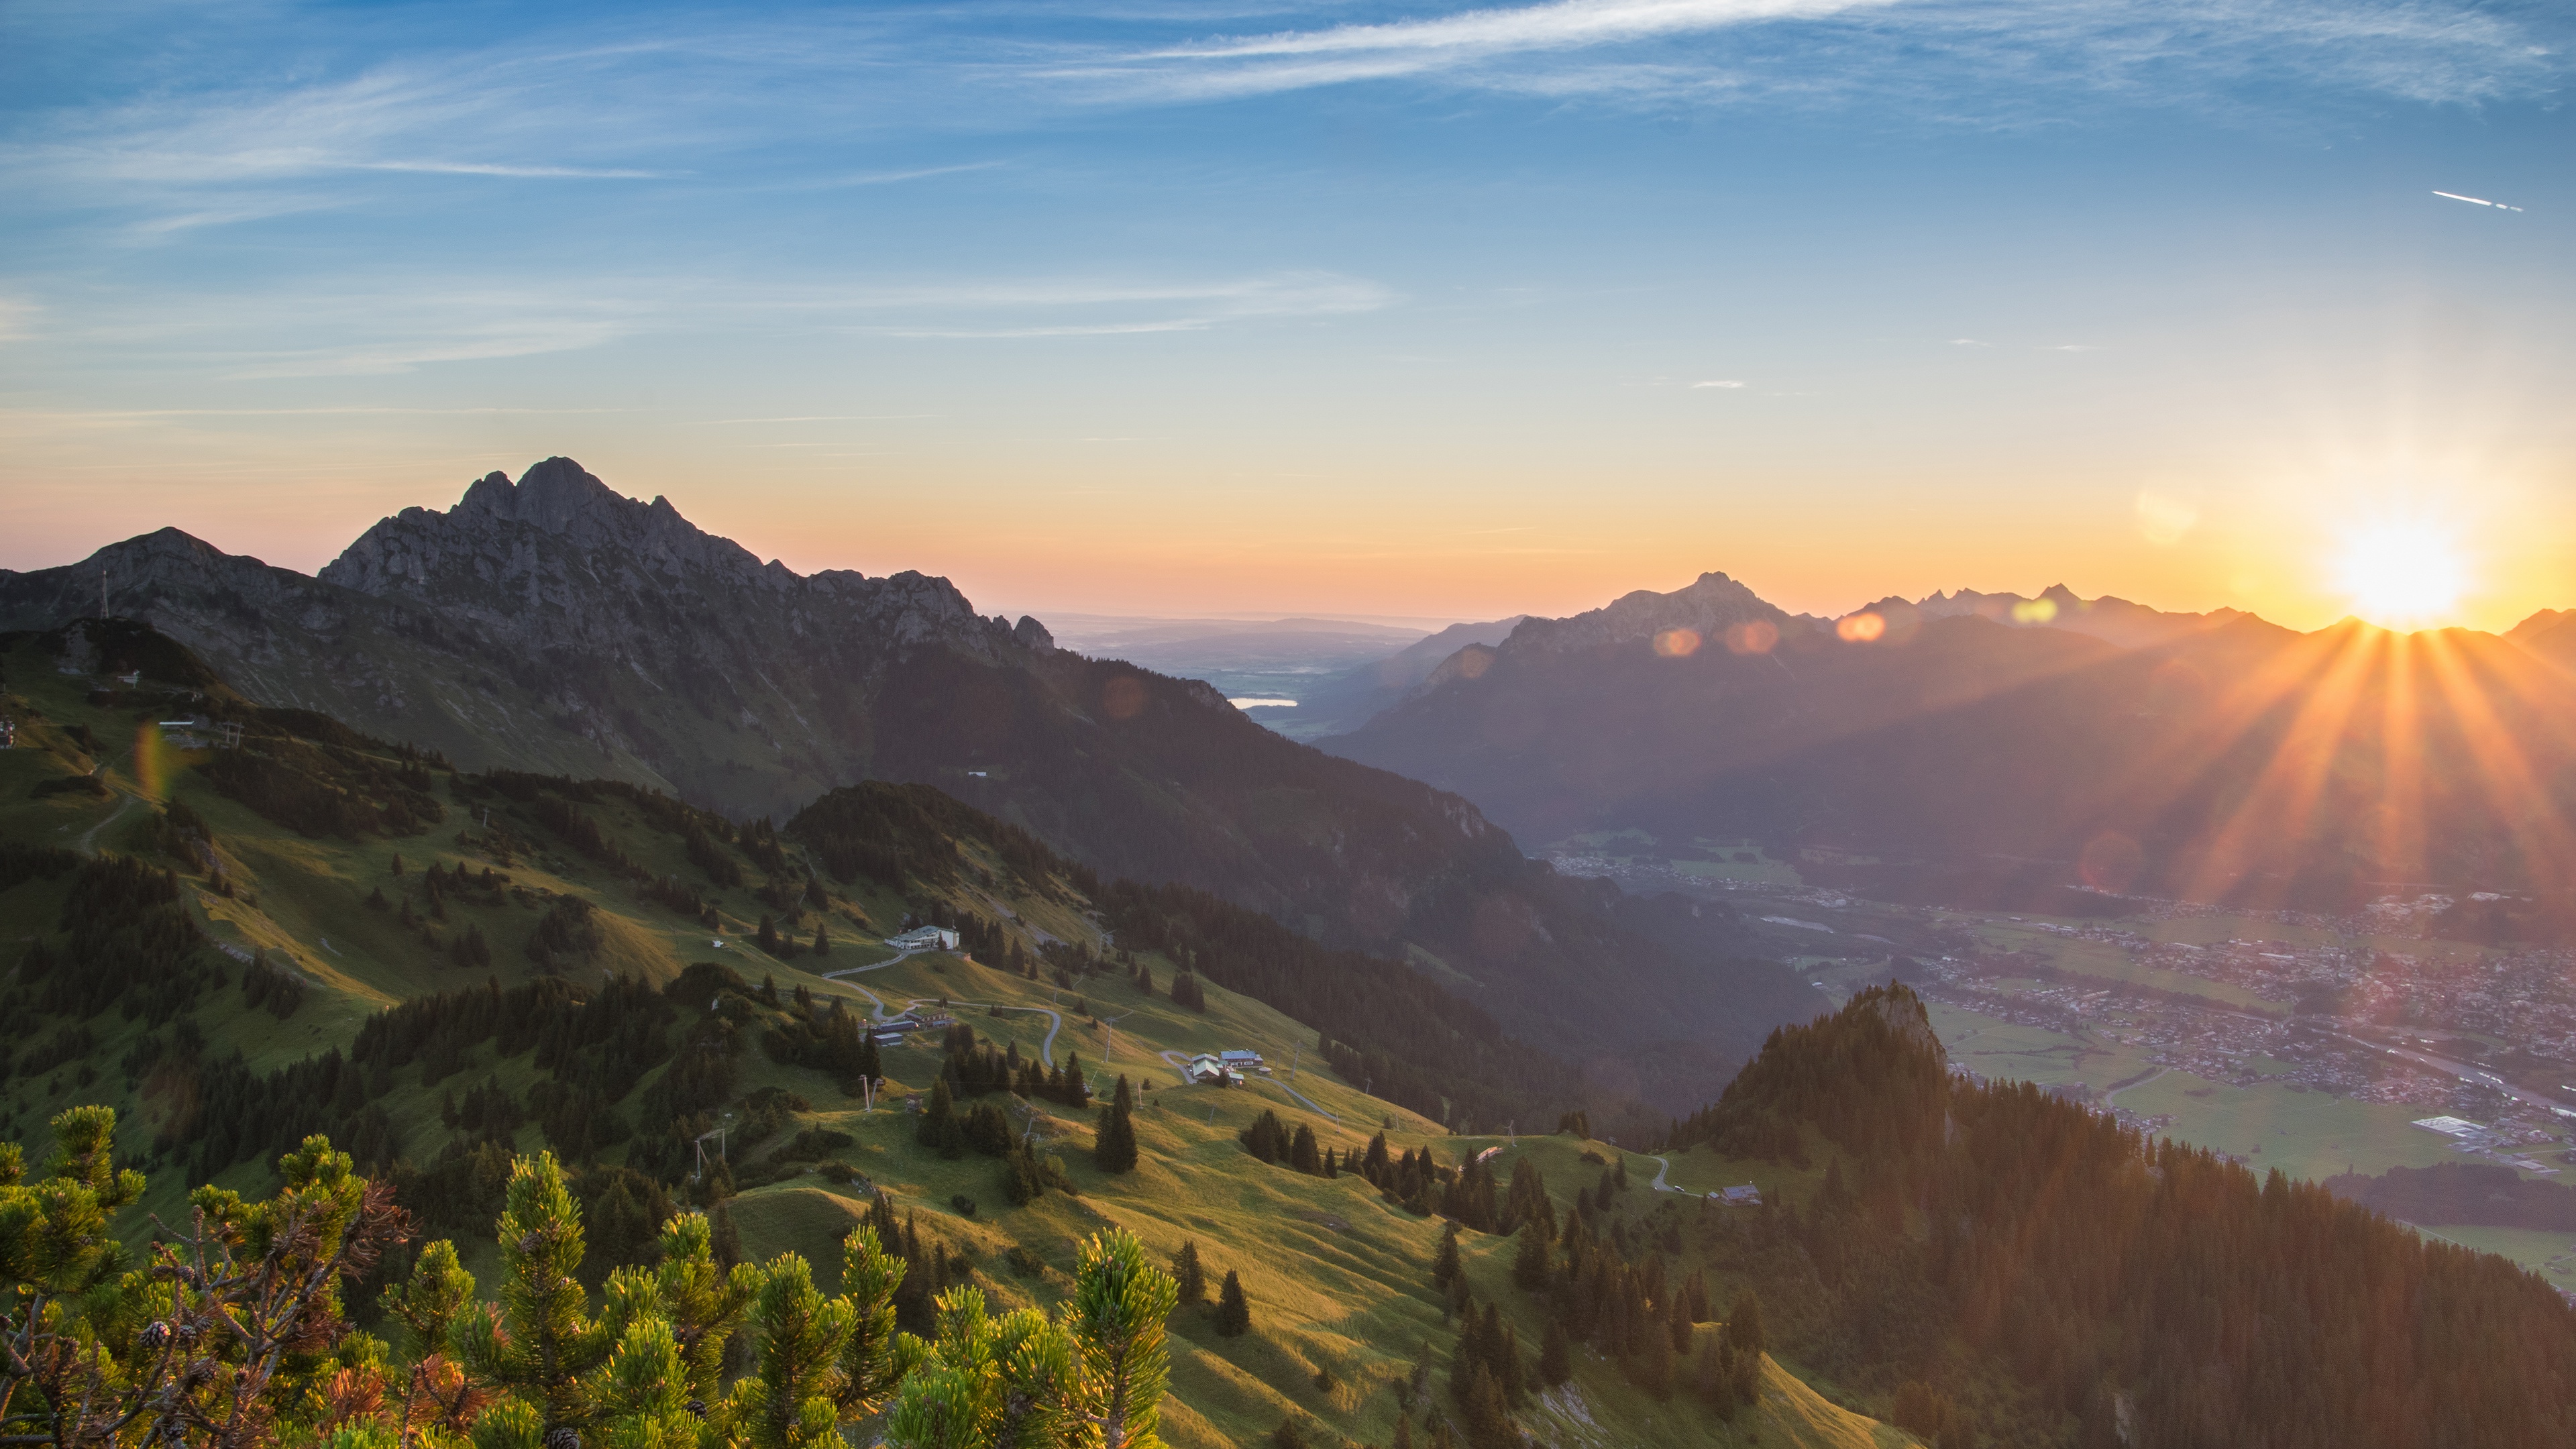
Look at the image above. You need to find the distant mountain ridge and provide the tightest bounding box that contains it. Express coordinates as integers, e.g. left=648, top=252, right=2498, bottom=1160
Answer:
left=1328, top=570, right=2576, bottom=912
left=0, top=460, right=1815, bottom=1106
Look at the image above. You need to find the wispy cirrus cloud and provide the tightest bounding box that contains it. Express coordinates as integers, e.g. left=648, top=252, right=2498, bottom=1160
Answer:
left=1061, top=0, right=2565, bottom=113
left=835, top=273, right=1397, bottom=337
left=1095, top=0, right=1892, bottom=99
left=19, top=268, right=1395, bottom=380
left=350, top=160, right=669, bottom=178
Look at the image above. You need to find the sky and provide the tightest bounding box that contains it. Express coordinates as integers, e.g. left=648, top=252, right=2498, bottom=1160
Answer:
left=3, top=0, right=2572, bottom=633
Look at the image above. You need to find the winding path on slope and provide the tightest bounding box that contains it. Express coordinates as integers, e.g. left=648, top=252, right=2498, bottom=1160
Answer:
left=816, top=953, right=1064, bottom=1065
left=74, top=788, right=142, bottom=857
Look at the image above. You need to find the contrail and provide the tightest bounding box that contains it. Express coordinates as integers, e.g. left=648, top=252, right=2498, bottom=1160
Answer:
left=2434, top=191, right=2523, bottom=212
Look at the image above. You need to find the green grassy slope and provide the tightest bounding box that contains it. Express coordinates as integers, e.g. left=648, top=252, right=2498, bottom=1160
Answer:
left=0, top=629, right=1907, bottom=1449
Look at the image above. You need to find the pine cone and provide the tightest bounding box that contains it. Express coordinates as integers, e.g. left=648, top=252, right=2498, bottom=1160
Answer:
left=684, top=1399, right=707, bottom=1419
left=140, top=1322, right=171, bottom=1351
left=544, top=1428, right=580, bottom=1449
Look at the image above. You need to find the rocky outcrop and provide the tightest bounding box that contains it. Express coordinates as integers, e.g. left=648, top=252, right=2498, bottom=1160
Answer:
left=321, top=458, right=1017, bottom=666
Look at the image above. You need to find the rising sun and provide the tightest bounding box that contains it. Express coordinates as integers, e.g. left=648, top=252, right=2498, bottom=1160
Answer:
left=2334, top=518, right=2469, bottom=628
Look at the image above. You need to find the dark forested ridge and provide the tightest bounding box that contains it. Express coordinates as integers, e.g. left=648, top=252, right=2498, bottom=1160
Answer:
left=1668, top=984, right=2576, bottom=1448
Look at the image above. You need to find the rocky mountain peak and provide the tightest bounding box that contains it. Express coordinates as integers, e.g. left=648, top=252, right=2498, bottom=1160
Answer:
left=334, top=456, right=766, bottom=591
left=1503, top=570, right=1794, bottom=655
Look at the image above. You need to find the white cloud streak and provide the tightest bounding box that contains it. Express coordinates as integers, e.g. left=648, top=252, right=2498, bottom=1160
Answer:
left=1067, top=0, right=2564, bottom=111
left=17, top=270, right=1395, bottom=379
left=1103, top=0, right=1888, bottom=98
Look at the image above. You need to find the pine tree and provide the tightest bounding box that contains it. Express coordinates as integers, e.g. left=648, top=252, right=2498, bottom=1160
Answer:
left=1289, top=1122, right=1322, bottom=1175
left=447, top=1151, right=615, bottom=1426
left=1432, top=1220, right=1462, bottom=1289
left=1215, top=1269, right=1252, bottom=1337
left=920, top=1077, right=963, bottom=1158
left=759, top=913, right=782, bottom=955
left=1063, top=1228, right=1183, bottom=1449
left=1095, top=1074, right=1140, bottom=1174
left=1512, top=1220, right=1550, bottom=1291
left=1173, top=1239, right=1207, bottom=1306
left=813, top=922, right=831, bottom=957
left=1458, top=1360, right=1515, bottom=1449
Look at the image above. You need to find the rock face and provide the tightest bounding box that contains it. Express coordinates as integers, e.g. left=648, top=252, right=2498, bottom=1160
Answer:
left=2, top=460, right=1038, bottom=817
left=301, top=456, right=1036, bottom=813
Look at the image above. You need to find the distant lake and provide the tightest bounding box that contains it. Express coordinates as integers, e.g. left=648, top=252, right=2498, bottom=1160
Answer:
left=1229, top=698, right=1297, bottom=709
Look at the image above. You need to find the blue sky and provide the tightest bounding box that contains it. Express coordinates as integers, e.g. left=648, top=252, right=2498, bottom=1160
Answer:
left=3, top=0, right=2571, bottom=628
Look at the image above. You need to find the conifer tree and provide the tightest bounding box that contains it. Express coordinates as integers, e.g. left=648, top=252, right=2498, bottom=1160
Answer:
left=1432, top=1220, right=1462, bottom=1289
left=1095, top=1074, right=1140, bottom=1174
left=447, top=1151, right=615, bottom=1427
left=394, top=1238, right=478, bottom=1361
left=1511, top=1221, right=1550, bottom=1291
left=1064, top=1227, right=1182, bottom=1448
left=814, top=922, right=830, bottom=956
left=1215, top=1269, right=1252, bottom=1337
left=1289, top=1122, right=1322, bottom=1175
left=920, top=1077, right=964, bottom=1158
left=1456, top=1359, right=1515, bottom=1449
left=1173, top=1239, right=1207, bottom=1307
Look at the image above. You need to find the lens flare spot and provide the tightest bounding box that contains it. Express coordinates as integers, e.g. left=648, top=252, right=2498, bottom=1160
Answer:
left=1653, top=627, right=1702, bottom=658
left=1724, top=621, right=1779, bottom=655
left=1835, top=612, right=1886, bottom=643
left=2010, top=597, right=2059, bottom=624
left=1101, top=675, right=1146, bottom=720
